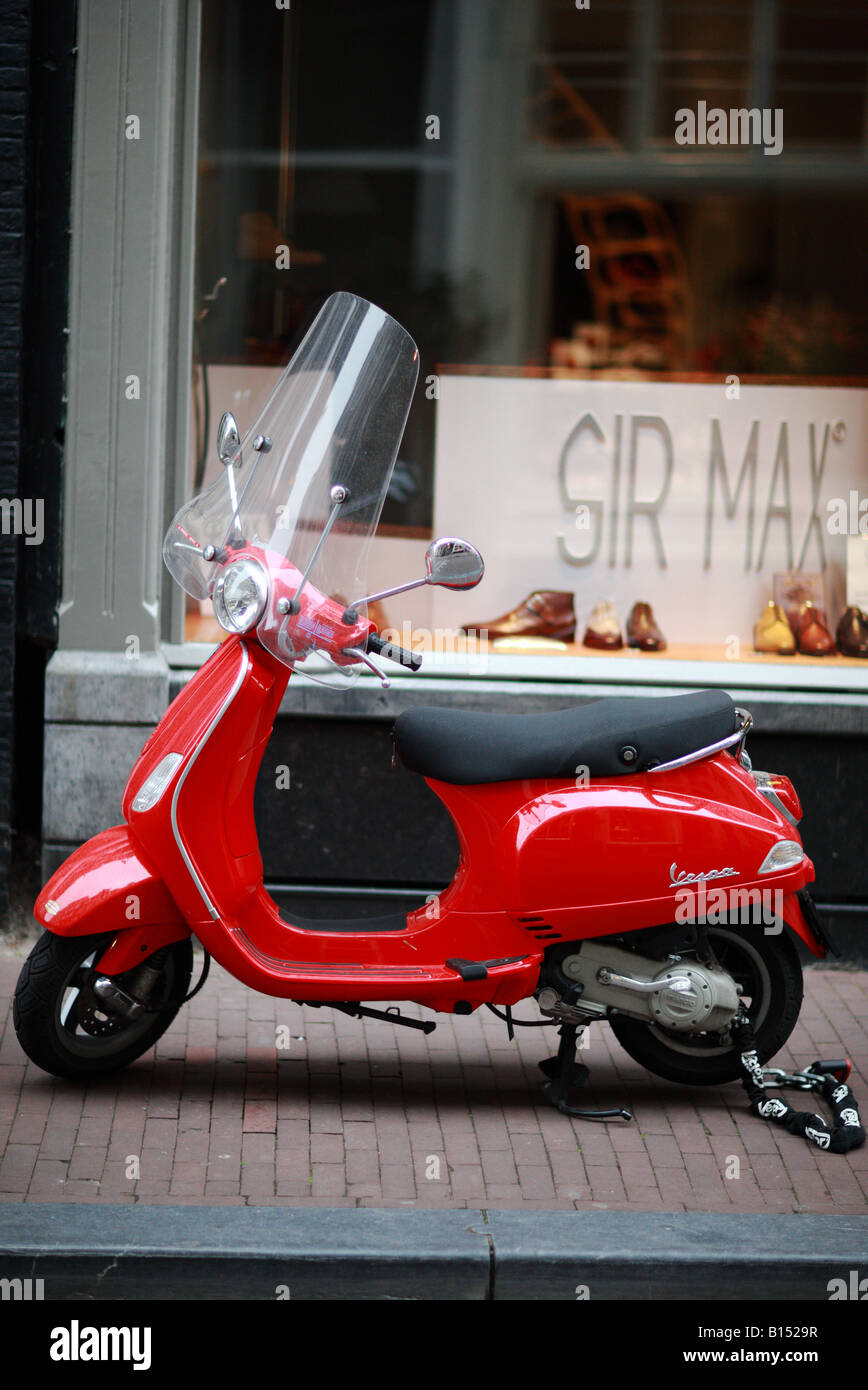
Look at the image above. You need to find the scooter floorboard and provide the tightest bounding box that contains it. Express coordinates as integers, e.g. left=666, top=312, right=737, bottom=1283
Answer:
left=277, top=905, right=409, bottom=933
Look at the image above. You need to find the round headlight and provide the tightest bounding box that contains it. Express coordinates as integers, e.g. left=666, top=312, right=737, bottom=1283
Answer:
left=213, top=558, right=268, bottom=633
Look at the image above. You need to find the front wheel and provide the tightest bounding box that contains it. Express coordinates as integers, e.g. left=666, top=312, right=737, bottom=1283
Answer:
left=13, top=931, right=193, bottom=1080
left=608, top=922, right=803, bottom=1086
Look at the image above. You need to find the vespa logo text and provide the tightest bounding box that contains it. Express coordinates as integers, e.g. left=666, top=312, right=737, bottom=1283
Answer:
left=294, top=614, right=335, bottom=642
left=670, top=863, right=738, bottom=887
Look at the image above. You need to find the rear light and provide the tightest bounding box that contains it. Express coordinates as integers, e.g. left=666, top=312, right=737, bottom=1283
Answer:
left=752, top=770, right=802, bottom=825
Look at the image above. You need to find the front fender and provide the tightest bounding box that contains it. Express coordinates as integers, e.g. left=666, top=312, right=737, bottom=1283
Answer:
left=36, top=825, right=190, bottom=972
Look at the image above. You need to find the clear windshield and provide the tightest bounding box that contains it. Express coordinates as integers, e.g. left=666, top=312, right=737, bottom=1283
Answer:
left=164, top=292, right=419, bottom=667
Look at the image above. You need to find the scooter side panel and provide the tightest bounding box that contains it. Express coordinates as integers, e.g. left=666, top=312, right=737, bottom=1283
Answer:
left=34, top=641, right=258, bottom=971
left=125, top=637, right=288, bottom=928
left=495, top=755, right=814, bottom=936
left=429, top=754, right=814, bottom=944
left=121, top=635, right=251, bottom=823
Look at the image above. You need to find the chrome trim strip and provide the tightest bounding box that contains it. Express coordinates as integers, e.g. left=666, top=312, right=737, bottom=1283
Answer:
left=170, top=646, right=250, bottom=919
left=233, top=929, right=432, bottom=977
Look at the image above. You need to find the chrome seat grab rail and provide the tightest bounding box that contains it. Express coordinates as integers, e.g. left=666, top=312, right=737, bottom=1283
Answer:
left=647, top=708, right=753, bottom=775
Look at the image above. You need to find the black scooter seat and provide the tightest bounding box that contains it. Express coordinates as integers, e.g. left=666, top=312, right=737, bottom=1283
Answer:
left=393, top=690, right=736, bottom=785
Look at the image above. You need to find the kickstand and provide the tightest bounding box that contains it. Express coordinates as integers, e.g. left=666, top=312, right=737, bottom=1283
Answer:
left=539, top=1024, right=632, bottom=1122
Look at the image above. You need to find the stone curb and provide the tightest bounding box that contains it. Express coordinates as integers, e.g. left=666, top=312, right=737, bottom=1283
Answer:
left=1, top=1206, right=866, bottom=1300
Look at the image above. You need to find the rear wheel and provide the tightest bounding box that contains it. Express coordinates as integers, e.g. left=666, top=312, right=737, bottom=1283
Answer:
left=608, top=922, right=803, bottom=1085
left=13, top=931, right=193, bottom=1080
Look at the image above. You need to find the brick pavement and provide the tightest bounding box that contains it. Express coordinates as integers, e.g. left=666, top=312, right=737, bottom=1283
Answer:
left=1, top=946, right=866, bottom=1212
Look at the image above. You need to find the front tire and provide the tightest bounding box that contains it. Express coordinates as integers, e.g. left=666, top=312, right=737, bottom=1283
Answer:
left=13, top=931, right=193, bottom=1080
left=608, top=922, right=803, bottom=1086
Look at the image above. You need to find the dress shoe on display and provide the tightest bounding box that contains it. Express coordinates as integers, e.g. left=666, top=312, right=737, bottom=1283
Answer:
left=583, top=599, right=623, bottom=650
left=753, top=600, right=796, bottom=655
left=835, top=605, right=868, bottom=658
left=461, top=590, right=575, bottom=641
left=626, top=601, right=666, bottom=651
left=796, top=602, right=836, bottom=657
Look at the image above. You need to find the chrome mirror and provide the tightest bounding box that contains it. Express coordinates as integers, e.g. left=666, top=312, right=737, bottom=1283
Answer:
left=425, top=537, right=485, bottom=590
left=216, top=411, right=241, bottom=465
left=343, top=536, right=485, bottom=623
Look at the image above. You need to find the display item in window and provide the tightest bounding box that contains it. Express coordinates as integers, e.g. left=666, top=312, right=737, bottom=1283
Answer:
left=626, top=601, right=667, bottom=652
left=460, top=589, right=575, bottom=642
left=835, top=606, right=868, bottom=659
left=753, top=600, right=797, bottom=655
left=774, top=572, right=825, bottom=635
left=796, top=602, right=836, bottom=657
left=582, top=598, right=623, bottom=650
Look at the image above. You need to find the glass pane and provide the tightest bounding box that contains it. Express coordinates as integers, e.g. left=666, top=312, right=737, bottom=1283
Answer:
left=187, top=0, right=868, bottom=684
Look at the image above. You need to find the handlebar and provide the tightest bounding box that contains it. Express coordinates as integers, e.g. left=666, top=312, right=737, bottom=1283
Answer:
left=367, top=631, right=423, bottom=672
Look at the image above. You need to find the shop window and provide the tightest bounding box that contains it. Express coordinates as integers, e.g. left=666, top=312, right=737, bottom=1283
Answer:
left=189, top=0, right=867, bottom=684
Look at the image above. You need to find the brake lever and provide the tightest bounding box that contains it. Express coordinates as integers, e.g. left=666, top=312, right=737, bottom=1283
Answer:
left=342, top=646, right=391, bottom=689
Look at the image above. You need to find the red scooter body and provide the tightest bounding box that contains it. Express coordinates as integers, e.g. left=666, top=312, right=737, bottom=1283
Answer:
left=22, top=287, right=834, bottom=1112
left=21, top=293, right=826, bottom=1101
left=35, top=630, right=821, bottom=1016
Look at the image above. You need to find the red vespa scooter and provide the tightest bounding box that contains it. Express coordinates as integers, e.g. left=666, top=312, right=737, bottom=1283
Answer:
left=14, top=293, right=830, bottom=1119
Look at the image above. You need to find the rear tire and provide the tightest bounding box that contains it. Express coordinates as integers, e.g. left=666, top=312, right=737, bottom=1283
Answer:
left=608, top=922, right=803, bottom=1086
left=13, top=931, right=193, bottom=1080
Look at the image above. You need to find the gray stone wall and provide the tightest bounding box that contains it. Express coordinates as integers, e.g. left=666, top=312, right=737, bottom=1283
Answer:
left=41, top=0, right=199, bottom=880
left=0, top=0, right=30, bottom=919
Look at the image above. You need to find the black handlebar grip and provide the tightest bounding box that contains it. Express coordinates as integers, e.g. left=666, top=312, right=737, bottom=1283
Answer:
left=367, top=632, right=423, bottom=671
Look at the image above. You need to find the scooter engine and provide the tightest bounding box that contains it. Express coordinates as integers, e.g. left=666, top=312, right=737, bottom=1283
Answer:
left=537, top=940, right=741, bottom=1033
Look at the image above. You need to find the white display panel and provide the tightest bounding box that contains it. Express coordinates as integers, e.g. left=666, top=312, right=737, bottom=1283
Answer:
left=432, top=376, right=868, bottom=654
